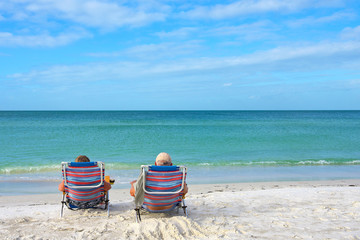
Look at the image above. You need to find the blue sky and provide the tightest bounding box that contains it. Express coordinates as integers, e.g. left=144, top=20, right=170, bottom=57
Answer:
left=1, top=0, right=360, bottom=110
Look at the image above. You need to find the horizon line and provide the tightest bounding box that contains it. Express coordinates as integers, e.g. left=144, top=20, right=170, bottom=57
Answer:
left=1, top=109, right=359, bottom=112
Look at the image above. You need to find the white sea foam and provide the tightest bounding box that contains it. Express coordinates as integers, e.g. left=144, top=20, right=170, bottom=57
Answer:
left=345, top=160, right=360, bottom=164
left=1, top=165, right=61, bottom=174
left=198, top=163, right=213, bottom=166
left=298, top=160, right=331, bottom=165
left=242, top=161, right=278, bottom=166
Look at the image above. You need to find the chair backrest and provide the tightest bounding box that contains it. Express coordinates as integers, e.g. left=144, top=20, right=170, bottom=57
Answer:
left=142, top=165, right=187, bottom=212
left=62, top=162, right=105, bottom=207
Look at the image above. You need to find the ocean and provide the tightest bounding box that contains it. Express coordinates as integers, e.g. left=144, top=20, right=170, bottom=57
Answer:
left=1, top=111, right=360, bottom=195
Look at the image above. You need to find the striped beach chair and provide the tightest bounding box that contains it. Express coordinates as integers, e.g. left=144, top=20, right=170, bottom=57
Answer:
left=135, top=165, right=187, bottom=222
left=60, top=161, right=110, bottom=217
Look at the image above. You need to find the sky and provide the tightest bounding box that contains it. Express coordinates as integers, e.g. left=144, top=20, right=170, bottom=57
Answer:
left=1, top=0, right=360, bottom=110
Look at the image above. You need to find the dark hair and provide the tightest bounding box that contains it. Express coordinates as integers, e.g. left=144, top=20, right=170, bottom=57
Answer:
left=75, top=155, right=90, bottom=162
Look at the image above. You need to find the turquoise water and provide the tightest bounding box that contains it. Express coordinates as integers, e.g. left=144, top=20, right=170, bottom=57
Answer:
left=1, top=111, right=360, bottom=194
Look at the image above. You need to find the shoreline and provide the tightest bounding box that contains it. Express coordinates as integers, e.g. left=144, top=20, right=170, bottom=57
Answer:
left=1, top=177, right=360, bottom=197
left=1, top=179, right=360, bottom=239
left=2, top=164, right=360, bottom=196
left=1, top=178, right=360, bottom=202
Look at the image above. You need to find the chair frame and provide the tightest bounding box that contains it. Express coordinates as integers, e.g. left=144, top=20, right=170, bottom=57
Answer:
left=135, top=165, right=187, bottom=222
left=60, top=161, right=110, bottom=217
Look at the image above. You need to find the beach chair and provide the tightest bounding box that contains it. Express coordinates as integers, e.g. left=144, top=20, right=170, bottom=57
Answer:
left=135, top=165, right=187, bottom=222
left=60, top=161, right=110, bottom=217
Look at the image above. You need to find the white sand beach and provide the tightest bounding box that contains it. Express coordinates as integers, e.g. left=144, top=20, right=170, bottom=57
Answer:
left=1, top=179, right=360, bottom=240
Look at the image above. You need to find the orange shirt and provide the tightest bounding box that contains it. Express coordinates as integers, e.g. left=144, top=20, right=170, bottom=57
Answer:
left=58, top=180, right=112, bottom=192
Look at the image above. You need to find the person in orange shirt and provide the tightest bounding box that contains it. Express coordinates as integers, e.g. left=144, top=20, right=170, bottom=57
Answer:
left=58, top=155, right=112, bottom=192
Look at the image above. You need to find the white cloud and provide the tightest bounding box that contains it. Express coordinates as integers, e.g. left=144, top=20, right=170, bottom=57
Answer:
left=85, top=51, right=123, bottom=58
left=349, top=79, right=360, bottom=88
left=230, top=41, right=360, bottom=66
left=8, top=39, right=360, bottom=84
left=124, top=41, right=202, bottom=59
left=287, top=11, right=356, bottom=27
left=180, top=0, right=344, bottom=20
left=208, top=20, right=277, bottom=41
left=5, top=0, right=169, bottom=29
left=86, top=41, right=202, bottom=59
left=341, top=25, right=360, bottom=40
left=141, top=41, right=360, bottom=74
left=0, top=30, right=91, bottom=47
left=7, top=61, right=141, bottom=85
left=156, top=27, right=198, bottom=39
left=156, top=22, right=278, bottom=43
left=223, top=83, right=233, bottom=87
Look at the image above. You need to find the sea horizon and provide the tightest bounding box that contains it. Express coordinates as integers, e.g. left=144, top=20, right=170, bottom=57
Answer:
left=1, top=109, right=359, bottom=112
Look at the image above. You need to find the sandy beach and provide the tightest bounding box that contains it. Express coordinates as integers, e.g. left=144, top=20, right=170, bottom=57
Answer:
left=1, top=179, right=360, bottom=239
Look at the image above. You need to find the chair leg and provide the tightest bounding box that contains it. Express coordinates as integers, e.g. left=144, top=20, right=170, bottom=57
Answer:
left=135, top=208, right=141, bottom=223
left=183, top=206, right=187, bottom=217
left=60, top=203, right=64, bottom=218
left=104, top=192, right=109, bottom=209
left=104, top=192, right=110, bottom=217
left=182, top=199, right=187, bottom=217
left=60, top=193, right=66, bottom=218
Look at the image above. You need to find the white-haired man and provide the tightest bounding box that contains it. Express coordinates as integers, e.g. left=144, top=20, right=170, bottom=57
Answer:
left=130, top=152, right=188, bottom=210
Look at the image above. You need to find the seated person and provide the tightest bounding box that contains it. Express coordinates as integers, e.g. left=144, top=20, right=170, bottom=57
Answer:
left=130, top=152, right=188, bottom=211
left=58, top=155, right=112, bottom=192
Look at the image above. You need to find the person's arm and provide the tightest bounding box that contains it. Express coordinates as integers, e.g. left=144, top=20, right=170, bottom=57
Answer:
left=130, top=180, right=136, bottom=197
left=60, top=179, right=111, bottom=192
left=183, top=183, right=188, bottom=194
left=104, top=181, right=112, bottom=191
left=58, top=180, right=65, bottom=192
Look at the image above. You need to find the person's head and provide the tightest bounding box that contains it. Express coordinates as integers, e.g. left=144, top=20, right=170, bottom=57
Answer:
left=155, top=152, right=172, bottom=166
left=75, top=155, right=90, bottom=162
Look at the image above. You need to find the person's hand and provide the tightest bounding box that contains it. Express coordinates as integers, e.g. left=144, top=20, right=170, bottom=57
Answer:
left=130, top=180, right=136, bottom=197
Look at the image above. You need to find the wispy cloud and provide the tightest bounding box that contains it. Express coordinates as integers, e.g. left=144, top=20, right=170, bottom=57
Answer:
left=85, top=41, right=203, bottom=59
left=208, top=20, right=278, bottom=41
left=180, top=0, right=344, bottom=20
left=7, top=62, right=144, bottom=84
left=248, top=95, right=260, bottom=99
left=8, top=38, right=360, bottom=85
left=287, top=11, right=356, bottom=27
left=156, top=27, right=198, bottom=39
left=85, top=51, right=123, bottom=58
left=348, top=79, right=360, bottom=88
left=144, top=40, right=360, bottom=74
left=233, top=41, right=360, bottom=66
left=341, top=25, right=360, bottom=40
left=3, top=0, right=169, bottom=30
left=0, top=30, right=91, bottom=47
left=124, top=41, right=203, bottom=59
